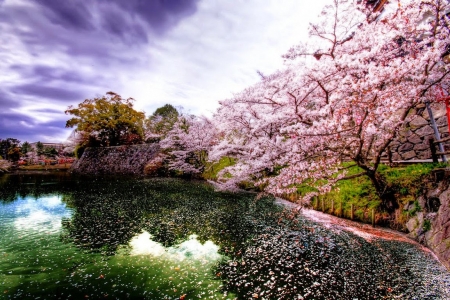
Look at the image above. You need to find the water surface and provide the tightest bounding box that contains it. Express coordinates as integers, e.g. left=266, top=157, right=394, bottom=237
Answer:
left=1, top=173, right=449, bottom=299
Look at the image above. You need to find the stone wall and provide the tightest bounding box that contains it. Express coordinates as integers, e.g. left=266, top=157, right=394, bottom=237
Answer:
left=389, top=103, right=450, bottom=161
left=70, top=144, right=160, bottom=175
left=406, top=176, right=450, bottom=270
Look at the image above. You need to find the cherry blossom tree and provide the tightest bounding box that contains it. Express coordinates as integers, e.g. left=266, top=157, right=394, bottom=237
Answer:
left=211, top=0, right=450, bottom=210
left=160, top=115, right=218, bottom=175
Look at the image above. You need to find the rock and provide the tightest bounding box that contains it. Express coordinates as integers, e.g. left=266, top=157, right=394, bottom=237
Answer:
left=407, top=134, right=422, bottom=144
left=415, top=125, right=435, bottom=136
left=417, top=196, right=426, bottom=211
left=401, top=150, right=416, bottom=160
left=391, top=153, right=401, bottom=161
left=70, top=144, right=160, bottom=175
left=436, top=116, right=448, bottom=127
left=403, top=202, right=412, bottom=211
left=409, top=116, right=429, bottom=129
left=416, top=103, right=426, bottom=109
left=425, top=212, right=438, bottom=221
left=423, top=105, right=446, bottom=120
left=407, top=212, right=424, bottom=238
left=389, top=140, right=401, bottom=148
left=427, top=188, right=443, bottom=199
left=398, top=143, right=414, bottom=152
left=413, top=143, right=429, bottom=151
left=416, top=150, right=431, bottom=159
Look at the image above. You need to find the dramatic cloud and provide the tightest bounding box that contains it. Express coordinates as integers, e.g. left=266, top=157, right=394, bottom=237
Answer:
left=0, top=0, right=327, bottom=143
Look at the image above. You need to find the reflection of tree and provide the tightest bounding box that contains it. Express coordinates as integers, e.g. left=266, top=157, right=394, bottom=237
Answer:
left=1, top=174, right=285, bottom=256
left=0, top=173, right=73, bottom=202
left=59, top=178, right=284, bottom=255
left=61, top=183, right=145, bottom=255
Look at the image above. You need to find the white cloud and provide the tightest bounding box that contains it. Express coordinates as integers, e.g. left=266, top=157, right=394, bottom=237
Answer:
left=124, top=0, right=329, bottom=117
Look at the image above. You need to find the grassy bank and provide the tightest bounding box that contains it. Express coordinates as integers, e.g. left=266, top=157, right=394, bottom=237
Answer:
left=202, top=158, right=445, bottom=230
left=301, top=163, right=445, bottom=230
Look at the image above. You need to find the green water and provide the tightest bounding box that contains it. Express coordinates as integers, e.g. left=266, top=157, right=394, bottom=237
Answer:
left=1, top=173, right=450, bottom=299
left=0, top=173, right=283, bottom=299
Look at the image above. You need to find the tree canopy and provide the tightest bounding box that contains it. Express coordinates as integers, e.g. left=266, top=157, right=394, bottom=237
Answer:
left=161, top=115, right=218, bottom=174
left=0, top=138, right=20, bottom=161
left=211, top=0, right=450, bottom=209
left=21, top=141, right=31, bottom=155
left=65, top=92, right=145, bottom=147
left=145, top=104, right=179, bottom=141
left=158, top=0, right=450, bottom=211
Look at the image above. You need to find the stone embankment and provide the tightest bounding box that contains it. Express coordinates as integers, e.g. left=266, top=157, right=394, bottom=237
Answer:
left=405, top=177, right=450, bottom=270
left=390, top=103, right=450, bottom=161
left=70, top=144, right=160, bottom=176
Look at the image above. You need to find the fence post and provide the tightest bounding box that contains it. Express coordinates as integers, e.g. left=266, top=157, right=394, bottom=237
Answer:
left=372, top=209, right=375, bottom=227
left=340, top=201, right=343, bottom=218
left=331, top=200, right=334, bottom=215
left=426, top=101, right=447, bottom=162
left=429, top=138, right=439, bottom=163
left=350, top=204, right=354, bottom=220
left=321, top=198, right=324, bottom=212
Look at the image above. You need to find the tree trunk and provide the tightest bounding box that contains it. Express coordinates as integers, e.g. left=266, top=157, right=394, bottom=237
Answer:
left=366, top=170, right=397, bottom=212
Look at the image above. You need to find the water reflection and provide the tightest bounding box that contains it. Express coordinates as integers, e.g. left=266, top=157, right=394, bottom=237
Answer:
left=13, top=196, right=72, bottom=233
left=1, top=174, right=449, bottom=299
left=130, top=232, right=221, bottom=262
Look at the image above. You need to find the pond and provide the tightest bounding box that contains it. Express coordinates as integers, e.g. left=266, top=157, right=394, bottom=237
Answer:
left=0, top=173, right=449, bottom=299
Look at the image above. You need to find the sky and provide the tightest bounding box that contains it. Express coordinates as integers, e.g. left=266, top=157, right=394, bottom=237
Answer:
left=0, top=0, right=328, bottom=143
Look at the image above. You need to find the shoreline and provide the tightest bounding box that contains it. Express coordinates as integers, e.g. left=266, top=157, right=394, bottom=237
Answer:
left=274, top=197, right=446, bottom=269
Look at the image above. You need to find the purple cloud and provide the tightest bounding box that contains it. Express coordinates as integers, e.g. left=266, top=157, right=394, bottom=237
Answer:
left=0, top=0, right=200, bottom=142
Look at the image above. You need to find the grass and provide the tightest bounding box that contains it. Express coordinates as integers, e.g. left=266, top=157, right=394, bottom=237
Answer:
left=202, top=156, right=235, bottom=180
left=295, top=163, right=445, bottom=227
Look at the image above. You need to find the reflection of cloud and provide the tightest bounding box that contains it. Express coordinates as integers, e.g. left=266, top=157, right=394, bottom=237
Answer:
left=130, top=231, right=221, bottom=262
left=13, top=195, right=71, bottom=233
left=14, top=210, right=62, bottom=232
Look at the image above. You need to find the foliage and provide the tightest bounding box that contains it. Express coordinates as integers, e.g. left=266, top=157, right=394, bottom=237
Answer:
left=423, top=219, right=432, bottom=232
left=21, top=141, right=31, bottom=154
left=145, top=104, right=179, bottom=141
left=7, top=146, right=21, bottom=162
left=0, top=138, right=20, bottom=161
left=202, top=156, right=235, bottom=180
left=36, top=141, right=44, bottom=155
left=316, top=163, right=439, bottom=224
left=210, top=0, right=450, bottom=210
left=65, top=91, right=145, bottom=147
left=43, top=147, right=58, bottom=158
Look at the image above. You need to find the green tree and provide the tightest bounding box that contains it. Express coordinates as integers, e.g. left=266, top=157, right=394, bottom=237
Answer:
left=43, top=146, right=58, bottom=158
left=65, top=92, right=145, bottom=147
left=7, top=147, right=21, bottom=162
left=0, top=138, right=20, bottom=161
left=36, top=141, right=44, bottom=156
left=21, top=141, right=31, bottom=154
left=145, top=104, right=179, bottom=141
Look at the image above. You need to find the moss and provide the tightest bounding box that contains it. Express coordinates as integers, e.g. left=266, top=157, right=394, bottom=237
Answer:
left=202, top=157, right=235, bottom=180
left=423, top=219, right=431, bottom=232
